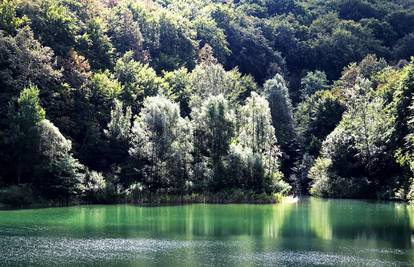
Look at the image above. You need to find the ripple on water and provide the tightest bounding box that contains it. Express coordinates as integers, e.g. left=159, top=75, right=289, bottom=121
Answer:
left=0, top=236, right=411, bottom=267
left=234, top=251, right=410, bottom=267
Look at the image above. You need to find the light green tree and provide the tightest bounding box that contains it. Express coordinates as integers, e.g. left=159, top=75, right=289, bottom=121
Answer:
left=38, top=119, right=71, bottom=160
left=0, top=0, right=27, bottom=33
left=189, top=59, right=253, bottom=108
left=35, top=119, right=86, bottom=202
left=104, top=99, right=132, bottom=142
left=237, top=92, right=284, bottom=193
left=129, top=95, right=193, bottom=193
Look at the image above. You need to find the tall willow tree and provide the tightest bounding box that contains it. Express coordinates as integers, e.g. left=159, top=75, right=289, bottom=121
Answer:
left=263, top=74, right=295, bottom=148
left=104, top=99, right=132, bottom=166
left=239, top=92, right=277, bottom=156
left=192, top=94, right=235, bottom=191
left=129, top=95, right=193, bottom=193
left=236, top=92, right=285, bottom=193
left=105, top=100, right=132, bottom=143
left=263, top=74, right=297, bottom=178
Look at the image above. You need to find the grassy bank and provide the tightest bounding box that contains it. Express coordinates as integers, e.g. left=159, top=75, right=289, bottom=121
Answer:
left=0, top=185, right=284, bottom=209
left=125, top=191, right=284, bottom=205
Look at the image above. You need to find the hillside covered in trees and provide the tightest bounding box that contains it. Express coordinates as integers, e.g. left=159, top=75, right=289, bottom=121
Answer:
left=0, top=0, right=414, bottom=206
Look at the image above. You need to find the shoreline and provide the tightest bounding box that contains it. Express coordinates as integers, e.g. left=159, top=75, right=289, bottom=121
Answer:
left=0, top=192, right=287, bottom=210
left=0, top=193, right=409, bottom=211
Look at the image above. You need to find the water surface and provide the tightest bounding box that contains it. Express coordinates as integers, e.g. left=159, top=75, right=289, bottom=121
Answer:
left=0, top=198, right=413, bottom=266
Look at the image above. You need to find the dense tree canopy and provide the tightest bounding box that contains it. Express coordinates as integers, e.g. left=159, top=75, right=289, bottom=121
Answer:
left=1, top=0, right=414, bottom=204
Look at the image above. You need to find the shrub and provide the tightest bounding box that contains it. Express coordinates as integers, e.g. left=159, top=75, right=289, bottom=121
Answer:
left=0, top=184, right=34, bottom=207
left=83, top=171, right=107, bottom=203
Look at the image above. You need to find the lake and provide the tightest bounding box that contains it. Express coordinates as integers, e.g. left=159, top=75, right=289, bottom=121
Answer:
left=0, top=198, right=413, bottom=266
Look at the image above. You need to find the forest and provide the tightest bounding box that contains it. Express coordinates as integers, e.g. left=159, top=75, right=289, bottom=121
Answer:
left=0, top=0, right=413, bottom=206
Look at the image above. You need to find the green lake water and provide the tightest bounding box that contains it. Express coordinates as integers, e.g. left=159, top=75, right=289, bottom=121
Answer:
left=0, top=198, right=414, bottom=266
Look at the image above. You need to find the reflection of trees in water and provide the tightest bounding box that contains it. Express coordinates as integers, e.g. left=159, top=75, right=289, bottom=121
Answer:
left=257, top=198, right=414, bottom=265
left=85, top=202, right=414, bottom=252
left=3, top=201, right=414, bottom=249
left=408, top=206, right=414, bottom=229
left=3, top=202, right=414, bottom=266
left=309, top=198, right=333, bottom=240
left=322, top=199, right=411, bottom=248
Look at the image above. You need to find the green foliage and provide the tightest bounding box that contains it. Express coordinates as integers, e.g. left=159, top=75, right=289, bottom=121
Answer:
left=215, top=6, right=287, bottom=83
left=1, top=0, right=414, bottom=204
left=393, top=33, right=414, bottom=60
left=37, top=119, right=71, bottom=159
left=309, top=78, right=396, bottom=198
left=83, top=170, right=107, bottom=203
left=14, top=86, right=46, bottom=128
left=129, top=95, right=193, bottom=193
left=387, top=10, right=414, bottom=38
left=37, top=154, right=85, bottom=201
left=190, top=62, right=236, bottom=106
left=115, top=52, right=167, bottom=113
left=237, top=92, right=284, bottom=193
left=192, top=94, right=235, bottom=191
left=193, top=95, right=235, bottom=161
left=306, top=12, right=386, bottom=79
left=105, top=100, right=132, bottom=142
left=391, top=60, right=414, bottom=200
left=296, top=90, right=345, bottom=156
left=360, top=18, right=397, bottom=47
left=34, top=119, right=86, bottom=202
left=88, top=71, right=123, bottom=127
left=61, top=49, right=91, bottom=88
left=0, top=26, right=60, bottom=101
left=390, top=61, right=414, bottom=166
left=239, top=92, right=277, bottom=156
left=90, top=71, right=123, bottom=101
left=154, top=12, right=197, bottom=71
left=163, top=67, right=192, bottom=116
left=193, top=16, right=230, bottom=64
left=17, top=0, right=78, bottom=56
left=0, top=0, right=27, bottom=33
left=77, top=17, right=114, bottom=70
left=107, top=7, right=144, bottom=60
left=294, top=89, right=344, bottom=195
left=308, top=157, right=332, bottom=197
left=300, top=70, right=329, bottom=99
left=263, top=74, right=295, bottom=148
left=0, top=184, right=34, bottom=207
left=8, top=86, right=45, bottom=184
